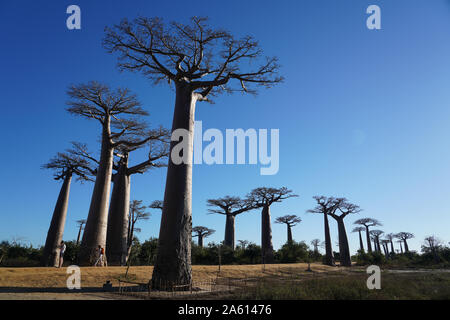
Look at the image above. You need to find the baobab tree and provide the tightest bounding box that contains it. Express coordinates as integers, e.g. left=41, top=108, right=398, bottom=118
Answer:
left=248, top=187, right=298, bottom=264
left=381, top=239, right=391, bottom=256
left=41, top=152, right=95, bottom=266
left=237, top=240, right=250, bottom=250
left=104, top=16, right=282, bottom=288
left=385, top=233, right=396, bottom=254
left=192, top=226, right=215, bottom=247
left=397, top=239, right=404, bottom=253
left=395, top=232, right=414, bottom=252
left=207, top=196, right=258, bottom=249
left=328, top=200, right=361, bottom=267
left=307, top=196, right=343, bottom=266
left=126, top=200, right=150, bottom=260
left=353, top=218, right=382, bottom=253
left=67, top=82, right=154, bottom=265
left=423, top=235, right=443, bottom=262
left=76, top=219, right=86, bottom=245
left=106, top=135, right=169, bottom=266
left=352, top=227, right=365, bottom=253
left=370, top=230, right=384, bottom=254
left=310, top=239, right=321, bottom=253
left=275, top=215, right=301, bottom=243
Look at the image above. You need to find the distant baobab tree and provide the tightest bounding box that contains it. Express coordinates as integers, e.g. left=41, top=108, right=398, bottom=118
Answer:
left=328, top=200, right=361, bottom=267
left=248, top=187, right=298, bottom=264
left=126, top=200, right=150, bottom=260
left=310, top=239, right=321, bottom=253
left=395, top=232, right=414, bottom=252
left=353, top=218, right=382, bottom=253
left=307, top=196, right=343, bottom=266
left=106, top=135, right=169, bottom=266
left=352, top=227, right=365, bottom=253
left=370, top=230, right=384, bottom=253
left=237, top=240, right=250, bottom=250
left=381, top=239, right=391, bottom=256
left=104, top=16, right=282, bottom=288
left=76, top=219, right=86, bottom=245
left=67, top=81, right=154, bottom=265
left=207, top=196, right=258, bottom=249
left=192, top=226, right=215, bottom=247
left=396, top=239, right=404, bottom=253
left=385, top=233, right=396, bottom=254
left=275, top=215, right=301, bottom=243
left=40, top=151, right=95, bottom=267
left=423, top=235, right=443, bottom=262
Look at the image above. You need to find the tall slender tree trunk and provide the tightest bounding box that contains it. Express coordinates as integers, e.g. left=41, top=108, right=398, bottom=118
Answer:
left=198, top=235, right=203, bottom=247
left=403, top=239, right=409, bottom=252
left=41, top=174, right=72, bottom=267
left=106, top=160, right=130, bottom=266
left=224, top=214, right=236, bottom=249
left=287, top=224, right=293, bottom=243
left=152, top=83, right=195, bottom=289
left=323, top=213, right=335, bottom=266
left=373, top=238, right=378, bottom=253
left=336, top=218, right=351, bottom=266
left=390, top=240, right=395, bottom=254
left=126, top=220, right=136, bottom=259
left=79, top=122, right=114, bottom=265
left=76, top=224, right=83, bottom=246
left=261, top=205, right=274, bottom=264
left=399, top=242, right=403, bottom=253
left=365, top=226, right=372, bottom=253
left=376, top=237, right=382, bottom=254
left=358, top=230, right=364, bottom=253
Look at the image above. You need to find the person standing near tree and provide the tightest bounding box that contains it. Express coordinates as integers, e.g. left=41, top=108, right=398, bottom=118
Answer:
left=94, top=245, right=105, bottom=267
left=57, top=241, right=66, bottom=268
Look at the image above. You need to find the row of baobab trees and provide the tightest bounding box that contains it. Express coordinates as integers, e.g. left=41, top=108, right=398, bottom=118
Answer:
left=41, top=15, right=284, bottom=289
left=39, top=15, right=416, bottom=289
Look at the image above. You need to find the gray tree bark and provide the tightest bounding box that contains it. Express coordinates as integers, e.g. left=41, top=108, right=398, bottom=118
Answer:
left=365, top=226, right=372, bottom=253
left=287, top=224, right=293, bottom=243
left=224, top=214, right=236, bottom=249
left=403, top=239, right=409, bottom=252
left=76, top=224, right=83, bottom=246
left=390, top=240, right=395, bottom=254
left=79, top=121, right=114, bottom=265
left=323, top=213, right=335, bottom=266
left=376, top=237, right=382, bottom=254
left=106, top=159, right=130, bottom=266
left=358, top=230, right=365, bottom=253
left=41, top=173, right=72, bottom=267
left=261, top=205, right=274, bottom=264
left=152, top=83, right=194, bottom=289
left=336, top=218, right=351, bottom=266
left=198, top=235, right=204, bottom=247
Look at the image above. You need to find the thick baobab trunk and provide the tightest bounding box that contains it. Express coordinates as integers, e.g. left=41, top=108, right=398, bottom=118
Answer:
left=152, top=83, right=195, bottom=289
left=106, top=161, right=130, bottom=266
left=399, top=242, right=403, bottom=253
left=323, top=213, right=335, bottom=266
left=41, top=174, right=72, bottom=267
left=373, top=238, right=378, bottom=253
left=336, top=218, right=351, bottom=267
left=224, top=214, right=236, bottom=249
left=261, top=205, right=274, bottom=264
left=390, top=240, right=395, bottom=254
left=79, top=125, right=114, bottom=265
left=198, top=235, right=204, bottom=248
left=365, top=226, right=372, bottom=253
left=403, top=239, right=409, bottom=252
left=358, top=230, right=365, bottom=253
left=287, top=224, right=293, bottom=243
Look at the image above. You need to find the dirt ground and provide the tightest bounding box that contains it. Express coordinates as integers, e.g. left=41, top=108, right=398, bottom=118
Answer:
left=0, top=263, right=345, bottom=300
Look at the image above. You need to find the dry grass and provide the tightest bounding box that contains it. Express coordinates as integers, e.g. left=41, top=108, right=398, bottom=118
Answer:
left=0, top=263, right=345, bottom=289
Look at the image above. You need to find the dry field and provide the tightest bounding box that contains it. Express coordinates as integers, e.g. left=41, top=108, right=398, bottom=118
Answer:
left=0, top=263, right=349, bottom=299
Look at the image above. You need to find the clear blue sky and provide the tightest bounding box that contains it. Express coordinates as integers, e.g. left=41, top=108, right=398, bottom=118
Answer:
left=1, top=0, right=450, bottom=254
